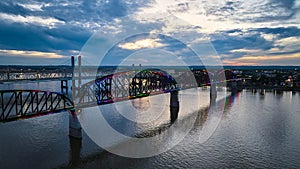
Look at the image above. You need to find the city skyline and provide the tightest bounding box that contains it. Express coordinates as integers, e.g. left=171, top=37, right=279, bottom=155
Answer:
left=0, top=0, right=299, bottom=66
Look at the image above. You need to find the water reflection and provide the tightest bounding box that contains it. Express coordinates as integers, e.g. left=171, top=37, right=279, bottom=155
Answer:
left=2, top=88, right=300, bottom=168
left=62, top=91, right=230, bottom=168
left=60, top=88, right=300, bottom=168
left=69, top=137, right=82, bottom=167
left=222, top=92, right=240, bottom=117
left=131, top=98, right=151, bottom=112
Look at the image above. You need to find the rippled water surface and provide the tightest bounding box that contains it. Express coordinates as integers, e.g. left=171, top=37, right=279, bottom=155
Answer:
left=73, top=90, right=300, bottom=169
left=1, top=83, right=300, bottom=168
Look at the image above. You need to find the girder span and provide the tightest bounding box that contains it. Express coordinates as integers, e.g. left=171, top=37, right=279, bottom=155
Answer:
left=76, top=69, right=178, bottom=107
left=0, top=90, right=74, bottom=122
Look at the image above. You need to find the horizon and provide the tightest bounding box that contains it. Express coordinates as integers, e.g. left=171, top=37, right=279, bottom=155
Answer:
left=1, top=64, right=300, bottom=68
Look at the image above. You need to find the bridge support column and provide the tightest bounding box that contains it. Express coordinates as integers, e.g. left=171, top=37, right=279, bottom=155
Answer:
left=69, top=110, right=82, bottom=139
left=61, top=80, right=68, bottom=95
left=230, top=80, right=238, bottom=93
left=210, top=83, right=217, bottom=104
left=170, top=91, right=179, bottom=122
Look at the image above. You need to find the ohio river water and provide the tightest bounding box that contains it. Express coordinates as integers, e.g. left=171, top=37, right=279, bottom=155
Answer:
left=0, top=81, right=300, bottom=169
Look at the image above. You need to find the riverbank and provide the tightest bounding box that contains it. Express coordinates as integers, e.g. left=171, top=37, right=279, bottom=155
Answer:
left=242, top=86, right=300, bottom=91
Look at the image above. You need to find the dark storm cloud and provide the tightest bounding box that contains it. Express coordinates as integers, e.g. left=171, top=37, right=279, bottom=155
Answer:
left=0, top=1, right=28, bottom=16
left=40, top=0, right=148, bottom=22
left=0, top=0, right=151, bottom=64
left=212, top=31, right=270, bottom=56
left=212, top=26, right=300, bottom=59
left=0, top=21, right=90, bottom=52
left=205, top=0, right=298, bottom=23
left=257, top=0, right=299, bottom=21
left=271, top=0, right=296, bottom=9
left=256, top=27, right=300, bottom=38
left=102, top=0, right=127, bottom=18
left=0, top=0, right=299, bottom=65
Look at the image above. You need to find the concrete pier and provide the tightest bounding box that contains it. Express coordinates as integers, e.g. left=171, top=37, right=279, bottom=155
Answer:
left=210, top=83, right=217, bottom=104
left=170, top=91, right=179, bottom=122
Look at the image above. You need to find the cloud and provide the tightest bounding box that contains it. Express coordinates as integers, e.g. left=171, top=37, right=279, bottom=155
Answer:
left=0, top=1, right=30, bottom=16
left=134, top=0, right=300, bottom=34
left=17, top=3, right=43, bottom=11
left=0, top=13, right=64, bottom=28
left=222, top=60, right=258, bottom=66
left=0, top=20, right=91, bottom=53
left=0, top=49, right=65, bottom=58
left=0, top=0, right=154, bottom=65
left=213, top=27, right=300, bottom=57
left=230, top=48, right=264, bottom=54
left=237, top=53, right=300, bottom=61
left=0, top=0, right=299, bottom=65
left=260, top=33, right=278, bottom=41
left=118, top=49, right=189, bottom=66
left=271, top=36, right=300, bottom=53
left=118, top=38, right=167, bottom=50
left=275, top=36, right=300, bottom=46
left=223, top=52, right=300, bottom=66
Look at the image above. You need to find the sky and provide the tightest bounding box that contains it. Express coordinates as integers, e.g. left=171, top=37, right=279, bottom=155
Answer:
left=0, top=0, right=299, bottom=66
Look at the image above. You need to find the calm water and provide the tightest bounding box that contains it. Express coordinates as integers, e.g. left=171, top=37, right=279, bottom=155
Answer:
left=1, top=81, right=300, bottom=169
left=75, top=90, right=300, bottom=169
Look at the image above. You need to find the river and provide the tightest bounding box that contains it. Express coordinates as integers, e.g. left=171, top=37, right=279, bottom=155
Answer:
left=0, top=81, right=300, bottom=169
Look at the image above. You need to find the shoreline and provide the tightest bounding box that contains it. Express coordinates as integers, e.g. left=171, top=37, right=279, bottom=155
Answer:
left=238, top=86, right=300, bottom=91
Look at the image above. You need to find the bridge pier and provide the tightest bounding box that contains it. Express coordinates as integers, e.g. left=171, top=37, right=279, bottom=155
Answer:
left=170, top=91, right=179, bottom=122
left=61, top=80, right=68, bottom=94
left=210, top=83, right=217, bottom=104
left=230, top=80, right=238, bottom=93
left=69, top=110, right=82, bottom=139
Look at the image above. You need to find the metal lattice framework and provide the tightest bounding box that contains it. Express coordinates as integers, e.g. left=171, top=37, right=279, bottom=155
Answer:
left=76, top=69, right=178, bottom=107
left=0, top=90, right=74, bottom=122
left=129, top=69, right=177, bottom=97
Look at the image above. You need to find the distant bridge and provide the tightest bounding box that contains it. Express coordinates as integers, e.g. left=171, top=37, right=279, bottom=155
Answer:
left=0, top=56, right=109, bottom=83
left=0, top=67, right=102, bottom=82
